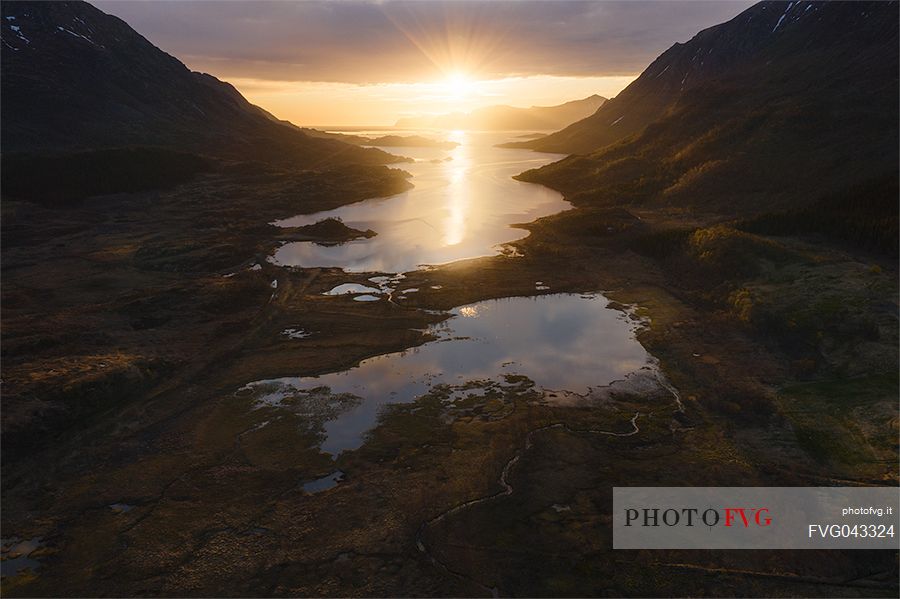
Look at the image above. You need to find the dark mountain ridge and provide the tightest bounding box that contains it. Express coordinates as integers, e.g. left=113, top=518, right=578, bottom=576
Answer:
left=507, top=1, right=898, bottom=156
left=395, top=94, right=606, bottom=131
left=513, top=0, right=898, bottom=251
left=0, top=1, right=399, bottom=168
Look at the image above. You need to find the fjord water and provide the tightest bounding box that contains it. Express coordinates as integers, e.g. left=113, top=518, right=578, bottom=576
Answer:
left=241, top=294, right=651, bottom=455
left=252, top=131, right=655, bottom=455
left=272, top=131, right=569, bottom=273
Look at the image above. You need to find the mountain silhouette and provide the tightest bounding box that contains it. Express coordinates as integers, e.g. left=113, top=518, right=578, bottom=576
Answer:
left=0, top=1, right=399, bottom=167
left=513, top=0, right=898, bottom=244
left=508, top=1, right=898, bottom=156
left=395, top=95, right=606, bottom=131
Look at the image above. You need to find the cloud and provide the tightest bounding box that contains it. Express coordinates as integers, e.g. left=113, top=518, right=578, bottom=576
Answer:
left=93, top=0, right=756, bottom=84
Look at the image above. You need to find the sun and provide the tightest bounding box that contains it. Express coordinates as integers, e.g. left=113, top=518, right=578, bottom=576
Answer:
left=440, top=72, right=478, bottom=101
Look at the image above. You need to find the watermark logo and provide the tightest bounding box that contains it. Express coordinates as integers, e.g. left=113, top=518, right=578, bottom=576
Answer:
left=614, top=487, right=897, bottom=549
left=623, top=506, right=772, bottom=528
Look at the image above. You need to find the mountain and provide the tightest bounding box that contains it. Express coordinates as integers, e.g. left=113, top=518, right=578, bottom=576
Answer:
left=300, top=129, right=458, bottom=149
left=513, top=0, right=898, bottom=244
left=0, top=1, right=399, bottom=167
left=507, top=2, right=898, bottom=156
left=394, top=94, right=606, bottom=131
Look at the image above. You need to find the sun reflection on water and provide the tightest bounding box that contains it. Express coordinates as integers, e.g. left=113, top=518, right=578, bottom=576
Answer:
left=443, top=129, right=471, bottom=246
left=458, top=305, right=479, bottom=317
left=270, top=131, right=571, bottom=273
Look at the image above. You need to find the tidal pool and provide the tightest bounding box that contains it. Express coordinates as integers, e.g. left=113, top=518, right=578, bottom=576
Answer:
left=323, top=283, right=381, bottom=296
left=239, top=293, right=651, bottom=455
left=302, top=471, right=346, bottom=494
left=270, top=131, right=568, bottom=273
left=1, top=537, right=43, bottom=578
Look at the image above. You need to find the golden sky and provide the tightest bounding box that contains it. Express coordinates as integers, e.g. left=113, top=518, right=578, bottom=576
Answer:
left=95, top=1, right=754, bottom=127
left=233, top=74, right=637, bottom=127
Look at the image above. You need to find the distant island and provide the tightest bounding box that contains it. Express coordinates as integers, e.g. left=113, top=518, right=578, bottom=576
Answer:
left=362, top=135, right=458, bottom=149
left=277, top=217, right=377, bottom=245
left=301, top=129, right=457, bottom=149
left=395, top=94, right=606, bottom=131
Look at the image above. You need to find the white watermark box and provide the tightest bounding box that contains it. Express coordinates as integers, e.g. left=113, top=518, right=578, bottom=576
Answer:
left=613, top=487, right=899, bottom=549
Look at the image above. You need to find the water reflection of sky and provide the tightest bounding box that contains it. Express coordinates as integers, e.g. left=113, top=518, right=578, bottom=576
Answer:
left=242, top=294, right=649, bottom=455
left=270, top=131, right=569, bottom=273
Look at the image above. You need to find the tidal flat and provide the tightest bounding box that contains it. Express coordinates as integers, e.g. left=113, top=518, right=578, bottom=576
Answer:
left=2, top=138, right=897, bottom=597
